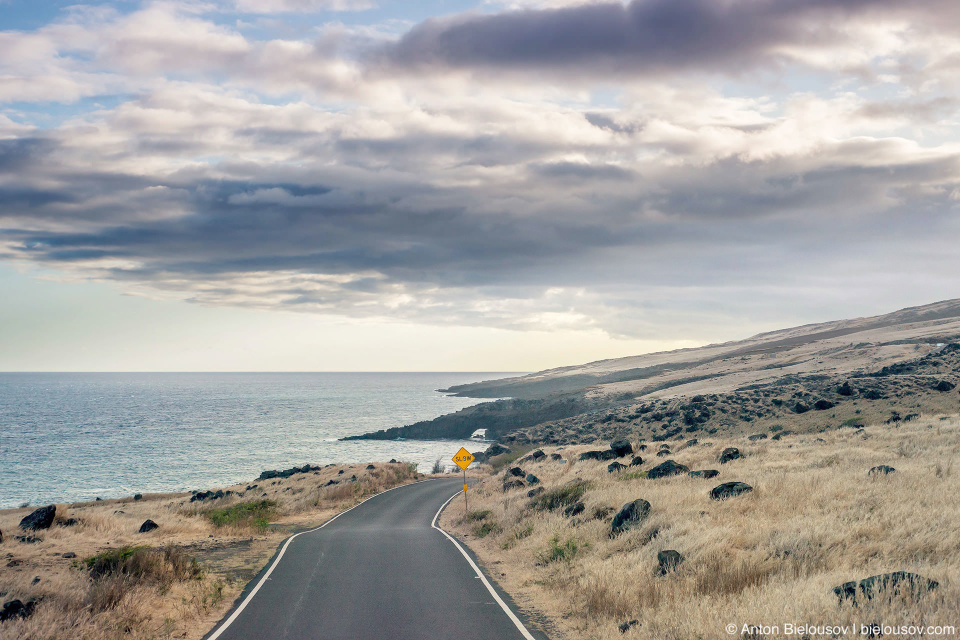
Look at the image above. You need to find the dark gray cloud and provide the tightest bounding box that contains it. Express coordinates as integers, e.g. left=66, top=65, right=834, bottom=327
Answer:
left=378, top=0, right=950, bottom=78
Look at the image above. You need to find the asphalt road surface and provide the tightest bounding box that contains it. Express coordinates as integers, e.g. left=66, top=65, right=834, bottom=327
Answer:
left=204, top=478, right=546, bottom=640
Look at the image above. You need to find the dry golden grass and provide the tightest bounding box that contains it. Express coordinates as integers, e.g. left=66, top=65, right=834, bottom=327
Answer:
left=443, top=416, right=960, bottom=639
left=0, top=461, right=420, bottom=640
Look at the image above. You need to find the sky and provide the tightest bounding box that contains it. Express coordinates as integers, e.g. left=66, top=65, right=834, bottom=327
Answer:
left=2, top=0, right=960, bottom=371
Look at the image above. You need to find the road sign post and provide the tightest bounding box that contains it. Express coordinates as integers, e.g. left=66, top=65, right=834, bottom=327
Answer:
left=452, top=447, right=475, bottom=516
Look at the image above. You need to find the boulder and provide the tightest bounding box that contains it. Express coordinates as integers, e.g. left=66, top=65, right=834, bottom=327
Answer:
left=637, top=445, right=647, bottom=451
left=190, top=490, right=225, bottom=503
left=62, top=552, right=76, bottom=559
left=814, top=399, right=835, bottom=411
left=718, top=447, right=742, bottom=464
left=19, top=505, right=56, bottom=531
left=869, top=465, right=896, bottom=476
left=655, top=450, right=671, bottom=457
left=525, top=473, right=540, bottom=485
left=508, top=467, right=525, bottom=477
left=0, top=599, right=37, bottom=622
left=610, top=439, right=633, bottom=457
left=15, top=535, right=41, bottom=544
left=579, top=450, right=618, bottom=461
left=771, top=431, right=793, bottom=440
left=794, top=402, right=810, bottom=414
left=611, top=499, right=651, bottom=534
left=647, top=460, right=689, bottom=479
left=527, top=487, right=544, bottom=498
left=134, top=493, right=143, bottom=501
left=935, top=380, right=956, bottom=392
left=688, top=469, right=719, bottom=479
left=629, top=456, right=644, bottom=467
left=710, top=482, right=753, bottom=500
left=607, top=462, right=627, bottom=474
left=833, top=572, right=938, bottom=604
left=138, top=519, right=159, bottom=533
left=656, top=549, right=684, bottom=576
left=563, top=501, right=586, bottom=517
left=686, top=439, right=698, bottom=446
left=550, top=453, right=563, bottom=461
left=863, top=389, right=883, bottom=400
left=484, top=443, right=511, bottom=458
left=0, top=528, right=3, bottom=543
left=58, top=518, right=79, bottom=527
left=502, top=479, right=524, bottom=492
left=529, top=449, right=546, bottom=461
left=618, top=620, right=639, bottom=634
left=748, top=433, right=767, bottom=441
left=366, top=464, right=376, bottom=470
left=838, top=381, right=854, bottom=396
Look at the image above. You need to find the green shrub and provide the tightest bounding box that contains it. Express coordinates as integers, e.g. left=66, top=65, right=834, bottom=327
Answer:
left=206, top=499, right=277, bottom=532
left=530, top=480, right=589, bottom=511
left=85, top=546, right=201, bottom=584
left=536, top=534, right=584, bottom=564
left=473, top=521, right=503, bottom=538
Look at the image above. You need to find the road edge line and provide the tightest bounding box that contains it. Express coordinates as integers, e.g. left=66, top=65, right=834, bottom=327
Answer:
left=206, top=478, right=431, bottom=640
left=432, top=490, right=538, bottom=640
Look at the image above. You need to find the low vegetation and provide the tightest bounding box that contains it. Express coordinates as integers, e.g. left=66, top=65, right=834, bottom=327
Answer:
left=445, top=416, right=960, bottom=639
left=204, top=500, right=277, bottom=532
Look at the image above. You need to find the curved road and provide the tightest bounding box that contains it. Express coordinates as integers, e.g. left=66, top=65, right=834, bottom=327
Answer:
left=204, top=478, right=546, bottom=640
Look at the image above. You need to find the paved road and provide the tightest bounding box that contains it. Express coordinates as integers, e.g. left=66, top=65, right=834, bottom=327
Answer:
left=204, top=478, right=544, bottom=640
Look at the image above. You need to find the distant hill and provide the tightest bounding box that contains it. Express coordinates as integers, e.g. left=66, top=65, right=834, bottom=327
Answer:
left=344, top=299, right=960, bottom=444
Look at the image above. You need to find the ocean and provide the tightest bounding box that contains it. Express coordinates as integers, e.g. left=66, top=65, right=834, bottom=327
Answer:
left=0, top=372, right=512, bottom=509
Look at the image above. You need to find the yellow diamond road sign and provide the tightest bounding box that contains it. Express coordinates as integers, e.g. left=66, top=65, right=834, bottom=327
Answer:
left=452, top=447, right=474, bottom=470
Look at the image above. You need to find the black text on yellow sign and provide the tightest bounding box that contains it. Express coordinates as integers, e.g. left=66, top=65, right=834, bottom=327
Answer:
left=452, top=447, right=474, bottom=470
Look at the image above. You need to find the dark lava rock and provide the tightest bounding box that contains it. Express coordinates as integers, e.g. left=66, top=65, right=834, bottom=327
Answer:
left=508, top=466, right=525, bottom=477
left=190, top=490, right=225, bottom=503
left=618, top=620, right=639, bottom=633
left=637, top=445, right=647, bottom=451
left=134, top=493, right=143, bottom=501
left=529, top=449, right=546, bottom=461
left=527, top=487, right=544, bottom=498
left=62, top=552, right=76, bottom=559
left=771, top=431, right=794, bottom=440
left=689, top=469, right=719, bottom=479
left=814, top=399, right=835, bottom=411
left=138, top=519, right=159, bottom=533
left=794, top=402, right=810, bottom=414
left=718, top=447, right=742, bottom=464
left=484, top=443, right=511, bottom=458
left=608, top=462, right=627, bottom=473
left=710, top=482, right=753, bottom=500
left=771, top=398, right=783, bottom=406
left=502, top=479, right=525, bottom=492
left=366, top=464, right=376, bottom=470
left=325, top=479, right=339, bottom=486
left=15, top=535, right=40, bottom=544
left=935, top=380, right=956, bottom=392
left=563, top=501, right=586, bottom=517
left=838, top=381, right=854, bottom=396
left=593, top=506, right=615, bottom=520
left=58, top=518, right=79, bottom=527
left=647, top=460, right=689, bottom=479
left=833, top=572, right=938, bottom=604
left=525, top=473, right=540, bottom=485
left=748, top=433, right=767, bottom=441
left=1, top=599, right=37, bottom=622
left=258, top=464, right=321, bottom=481
left=579, top=449, right=618, bottom=462
left=655, top=450, right=671, bottom=457
left=611, top=439, right=633, bottom=457
left=550, top=453, right=563, bottom=461
left=389, top=458, right=397, bottom=463
left=19, top=506, right=56, bottom=532
left=657, top=549, right=684, bottom=576
left=863, top=388, right=883, bottom=400
left=686, top=439, right=698, bottom=446
left=0, top=528, right=3, bottom=543
left=611, top=499, right=651, bottom=534
left=629, top=456, right=644, bottom=467
left=869, top=465, right=896, bottom=476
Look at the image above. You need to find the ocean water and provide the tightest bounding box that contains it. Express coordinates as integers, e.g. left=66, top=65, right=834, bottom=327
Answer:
left=0, top=372, right=512, bottom=509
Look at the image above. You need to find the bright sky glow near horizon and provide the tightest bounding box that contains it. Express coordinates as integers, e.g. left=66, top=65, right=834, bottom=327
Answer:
left=2, top=0, right=960, bottom=371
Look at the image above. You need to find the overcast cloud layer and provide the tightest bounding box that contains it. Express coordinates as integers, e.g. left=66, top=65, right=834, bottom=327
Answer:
left=2, top=0, right=960, bottom=340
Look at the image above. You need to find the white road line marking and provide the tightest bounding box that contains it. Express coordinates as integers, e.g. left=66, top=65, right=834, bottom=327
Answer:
left=206, top=479, right=430, bottom=640
left=432, top=490, right=538, bottom=640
